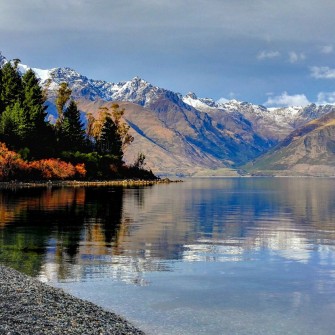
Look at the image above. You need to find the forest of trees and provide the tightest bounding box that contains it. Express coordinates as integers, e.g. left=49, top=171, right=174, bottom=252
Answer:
left=0, top=59, right=156, bottom=181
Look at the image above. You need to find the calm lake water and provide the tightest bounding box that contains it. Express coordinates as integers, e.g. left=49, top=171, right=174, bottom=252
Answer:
left=1, top=178, right=335, bottom=334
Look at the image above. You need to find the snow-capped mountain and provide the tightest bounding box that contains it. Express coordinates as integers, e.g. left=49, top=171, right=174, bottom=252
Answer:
left=182, top=93, right=217, bottom=109
left=6, top=50, right=331, bottom=134
left=181, top=93, right=335, bottom=142
left=247, top=109, right=335, bottom=176
left=2, top=51, right=335, bottom=175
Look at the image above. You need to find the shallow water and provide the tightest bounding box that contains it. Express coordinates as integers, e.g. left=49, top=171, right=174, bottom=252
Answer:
left=1, top=178, right=335, bottom=334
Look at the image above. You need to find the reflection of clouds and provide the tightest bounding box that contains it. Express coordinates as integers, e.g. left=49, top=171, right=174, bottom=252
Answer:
left=318, top=245, right=335, bottom=266
left=181, top=216, right=313, bottom=264
left=248, top=226, right=311, bottom=263
left=317, top=245, right=335, bottom=292
left=39, top=263, right=60, bottom=283
left=181, top=231, right=310, bottom=264
left=118, top=179, right=335, bottom=269
left=39, top=245, right=172, bottom=286
left=8, top=178, right=334, bottom=286
left=39, top=179, right=335, bottom=284
left=182, top=240, right=244, bottom=262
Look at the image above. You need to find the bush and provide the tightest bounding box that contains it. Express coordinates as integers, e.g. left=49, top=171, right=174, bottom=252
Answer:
left=29, top=159, right=86, bottom=180
left=60, top=151, right=122, bottom=179
left=0, top=142, right=30, bottom=180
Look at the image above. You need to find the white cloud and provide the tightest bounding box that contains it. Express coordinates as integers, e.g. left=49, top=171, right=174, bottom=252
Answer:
left=264, top=92, right=310, bottom=107
left=310, top=66, right=335, bottom=79
left=257, top=50, right=280, bottom=60
left=288, top=51, right=306, bottom=63
left=216, top=97, right=229, bottom=105
left=320, top=45, right=333, bottom=54
left=317, top=92, right=335, bottom=105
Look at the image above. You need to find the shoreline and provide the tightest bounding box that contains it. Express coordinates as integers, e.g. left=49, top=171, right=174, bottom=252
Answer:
left=0, top=178, right=182, bottom=189
left=0, top=265, right=145, bottom=335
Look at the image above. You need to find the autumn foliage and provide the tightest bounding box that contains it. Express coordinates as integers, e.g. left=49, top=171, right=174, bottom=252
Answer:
left=29, top=159, right=86, bottom=180
left=0, top=142, right=29, bottom=180
left=0, top=60, right=156, bottom=181
left=0, top=142, right=86, bottom=181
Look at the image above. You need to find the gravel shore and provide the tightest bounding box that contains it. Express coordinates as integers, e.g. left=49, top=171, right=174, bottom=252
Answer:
left=0, top=265, right=145, bottom=335
left=0, top=178, right=180, bottom=189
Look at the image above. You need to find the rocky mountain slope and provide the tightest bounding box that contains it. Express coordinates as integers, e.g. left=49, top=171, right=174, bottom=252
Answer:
left=1, top=51, right=335, bottom=176
left=245, top=110, right=335, bottom=176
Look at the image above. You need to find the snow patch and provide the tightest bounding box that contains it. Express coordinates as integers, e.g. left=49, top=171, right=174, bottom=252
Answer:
left=17, top=63, right=54, bottom=84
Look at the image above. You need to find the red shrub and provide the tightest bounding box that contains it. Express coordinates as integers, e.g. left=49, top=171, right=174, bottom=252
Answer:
left=74, top=163, right=86, bottom=178
left=0, top=143, right=30, bottom=180
left=29, top=159, right=76, bottom=180
left=0, top=142, right=87, bottom=181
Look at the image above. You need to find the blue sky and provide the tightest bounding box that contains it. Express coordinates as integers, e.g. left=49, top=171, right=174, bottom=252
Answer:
left=1, top=0, right=335, bottom=107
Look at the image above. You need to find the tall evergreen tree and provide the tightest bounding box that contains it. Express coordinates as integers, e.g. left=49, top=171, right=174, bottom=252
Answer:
left=0, top=61, right=24, bottom=146
left=60, top=100, right=86, bottom=152
left=21, top=69, right=52, bottom=158
left=96, top=115, right=123, bottom=161
left=0, top=62, right=23, bottom=114
left=0, top=102, right=25, bottom=148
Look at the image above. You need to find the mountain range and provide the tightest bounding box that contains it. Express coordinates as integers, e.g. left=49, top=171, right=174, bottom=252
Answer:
left=245, top=110, right=335, bottom=176
left=1, top=51, right=335, bottom=176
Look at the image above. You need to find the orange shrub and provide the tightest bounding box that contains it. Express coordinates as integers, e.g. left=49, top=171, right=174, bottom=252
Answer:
left=29, top=159, right=76, bottom=180
left=0, top=142, right=87, bottom=181
left=0, top=142, right=30, bottom=180
left=74, top=163, right=86, bottom=178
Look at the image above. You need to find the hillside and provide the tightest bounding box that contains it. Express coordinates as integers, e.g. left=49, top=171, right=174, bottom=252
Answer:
left=1, top=51, right=335, bottom=176
left=245, top=110, right=335, bottom=176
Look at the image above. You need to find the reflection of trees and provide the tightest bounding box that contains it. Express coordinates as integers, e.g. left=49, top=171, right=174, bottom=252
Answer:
left=84, top=187, right=124, bottom=244
left=0, top=187, right=86, bottom=276
left=0, top=187, right=126, bottom=278
left=1, top=179, right=335, bottom=283
left=0, top=185, right=171, bottom=284
left=52, top=186, right=172, bottom=284
left=131, top=186, right=148, bottom=208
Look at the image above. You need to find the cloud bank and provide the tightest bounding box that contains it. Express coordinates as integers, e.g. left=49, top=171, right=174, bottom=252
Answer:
left=317, top=92, right=335, bottom=105
left=265, top=92, right=310, bottom=107
left=1, top=0, right=335, bottom=105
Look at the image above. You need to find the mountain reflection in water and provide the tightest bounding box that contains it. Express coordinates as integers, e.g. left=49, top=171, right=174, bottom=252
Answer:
left=0, top=178, right=334, bottom=285
left=1, top=178, right=335, bottom=334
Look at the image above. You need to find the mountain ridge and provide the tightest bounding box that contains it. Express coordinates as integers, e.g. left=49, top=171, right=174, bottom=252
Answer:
left=1, top=51, right=335, bottom=176
left=245, top=110, right=335, bottom=176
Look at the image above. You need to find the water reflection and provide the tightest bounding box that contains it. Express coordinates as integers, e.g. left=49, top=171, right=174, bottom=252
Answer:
left=0, top=187, right=125, bottom=278
left=0, top=178, right=335, bottom=286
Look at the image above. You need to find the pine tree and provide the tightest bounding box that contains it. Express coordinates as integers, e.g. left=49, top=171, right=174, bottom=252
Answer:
left=97, top=115, right=123, bottom=161
left=60, top=100, right=86, bottom=152
left=0, top=61, right=25, bottom=148
left=0, top=102, right=25, bottom=148
left=0, top=62, right=23, bottom=114
left=21, top=69, right=52, bottom=158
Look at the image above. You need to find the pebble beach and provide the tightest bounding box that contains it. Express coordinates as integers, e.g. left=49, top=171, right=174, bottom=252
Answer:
left=0, top=265, right=145, bottom=335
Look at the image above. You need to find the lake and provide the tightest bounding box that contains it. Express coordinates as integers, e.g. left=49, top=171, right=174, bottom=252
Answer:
left=1, top=178, right=335, bottom=334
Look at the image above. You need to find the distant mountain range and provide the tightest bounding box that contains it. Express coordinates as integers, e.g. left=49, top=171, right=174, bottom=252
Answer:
left=1, top=51, right=335, bottom=176
left=245, top=110, right=335, bottom=176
